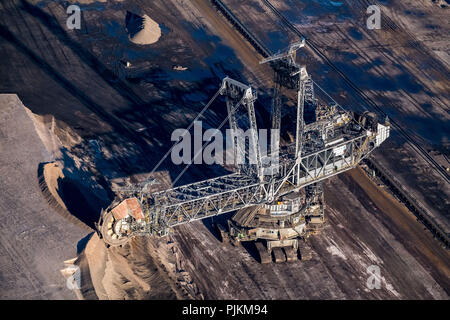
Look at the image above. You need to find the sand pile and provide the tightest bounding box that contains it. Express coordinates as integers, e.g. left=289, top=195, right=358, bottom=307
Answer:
left=38, top=162, right=99, bottom=231
left=76, top=234, right=203, bottom=299
left=27, top=106, right=109, bottom=230
left=25, top=108, right=82, bottom=158
left=39, top=162, right=68, bottom=212
left=126, top=11, right=161, bottom=45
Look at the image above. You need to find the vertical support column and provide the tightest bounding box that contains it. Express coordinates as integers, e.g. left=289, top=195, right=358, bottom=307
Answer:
left=226, top=97, right=241, bottom=171
left=220, top=77, right=262, bottom=179
left=245, top=88, right=263, bottom=181
left=305, top=181, right=325, bottom=236
left=295, top=68, right=308, bottom=184
left=304, top=76, right=315, bottom=106
left=271, top=81, right=282, bottom=160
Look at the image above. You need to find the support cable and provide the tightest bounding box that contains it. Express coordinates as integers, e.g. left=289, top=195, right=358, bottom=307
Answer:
left=148, top=89, right=221, bottom=175
left=172, top=95, right=247, bottom=186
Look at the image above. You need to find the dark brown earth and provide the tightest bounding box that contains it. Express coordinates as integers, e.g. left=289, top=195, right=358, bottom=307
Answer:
left=173, top=167, right=449, bottom=299
left=224, top=0, right=450, bottom=234
left=0, top=0, right=448, bottom=299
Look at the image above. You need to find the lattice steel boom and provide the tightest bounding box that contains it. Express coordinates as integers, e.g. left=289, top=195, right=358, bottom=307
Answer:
left=97, top=59, right=390, bottom=246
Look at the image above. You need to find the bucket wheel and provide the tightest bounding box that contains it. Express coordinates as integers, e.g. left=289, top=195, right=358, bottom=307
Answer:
left=99, top=210, right=131, bottom=247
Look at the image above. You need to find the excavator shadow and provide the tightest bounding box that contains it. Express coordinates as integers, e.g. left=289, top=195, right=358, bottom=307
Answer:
left=241, top=241, right=262, bottom=263
left=202, top=213, right=234, bottom=243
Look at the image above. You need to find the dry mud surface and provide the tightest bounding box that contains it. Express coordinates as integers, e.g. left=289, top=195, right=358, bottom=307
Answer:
left=224, top=0, right=450, bottom=233
left=171, top=167, right=449, bottom=299
left=76, top=233, right=203, bottom=299
left=0, top=95, right=90, bottom=299
left=0, top=0, right=448, bottom=299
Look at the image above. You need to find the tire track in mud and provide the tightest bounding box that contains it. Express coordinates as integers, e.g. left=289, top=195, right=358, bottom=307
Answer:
left=333, top=23, right=447, bottom=125
left=370, top=5, right=449, bottom=114
left=259, top=0, right=450, bottom=183
left=361, top=0, right=449, bottom=75
left=350, top=0, right=450, bottom=119
left=210, top=0, right=449, bottom=181
left=4, top=0, right=177, bottom=174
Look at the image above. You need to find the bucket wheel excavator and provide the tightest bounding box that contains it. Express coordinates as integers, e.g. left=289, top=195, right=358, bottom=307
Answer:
left=96, top=41, right=390, bottom=264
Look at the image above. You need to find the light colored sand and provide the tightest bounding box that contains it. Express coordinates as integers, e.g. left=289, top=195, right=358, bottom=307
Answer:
left=41, top=162, right=67, bottom=211
left=129, top=14, right=161, bottom=45
left=77, top=233, right=202, bottom=299
left=25, top=107, right=81, bottom=158
left=0, top=94, right=89, bottom=299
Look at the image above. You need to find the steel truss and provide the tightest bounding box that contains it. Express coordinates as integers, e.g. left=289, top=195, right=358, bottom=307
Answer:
left=220, top=77, right=263, bottom=179
left=135, top=130, right=374, bottom=235
left=105, top=58, right=389, bottom=239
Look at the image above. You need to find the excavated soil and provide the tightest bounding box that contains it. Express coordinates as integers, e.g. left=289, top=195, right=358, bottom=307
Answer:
left=126, top=12, right=161, bottom=45
left=1, top=0, right=448, bottom=299
left=76, top=233, right=203, bottom=299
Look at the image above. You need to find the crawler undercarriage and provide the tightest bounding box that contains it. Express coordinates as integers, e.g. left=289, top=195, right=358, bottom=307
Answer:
left=215, top=183, right=323, bottom=263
